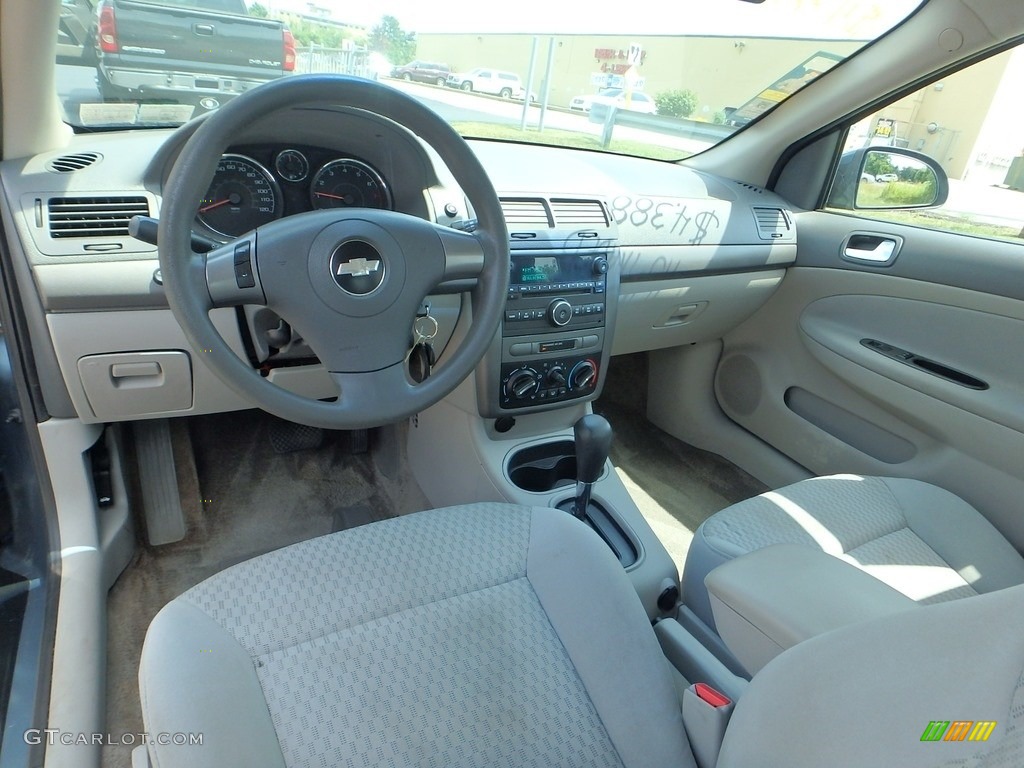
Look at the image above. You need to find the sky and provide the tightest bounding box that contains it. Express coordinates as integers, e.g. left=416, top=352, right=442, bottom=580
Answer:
left=253, top=0, right=923, bottom=38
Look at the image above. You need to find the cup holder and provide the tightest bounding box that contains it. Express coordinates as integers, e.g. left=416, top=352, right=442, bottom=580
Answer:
left=507, top=440, right=577, bottom=493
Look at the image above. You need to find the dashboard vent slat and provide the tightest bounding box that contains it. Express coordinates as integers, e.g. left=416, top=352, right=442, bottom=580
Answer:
left=550, top=199, right=608, bottom=227
left=48, top=196, right=150, bottom=239
left=752, top=206, right=792, bottom=240
left=46, top=152, right=102, bottom=173
left=500, top=198, right=552, bottom=227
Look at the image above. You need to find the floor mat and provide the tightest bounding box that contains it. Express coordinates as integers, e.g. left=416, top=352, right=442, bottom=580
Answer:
left=103, top=410, right=430, bottom=767
left=595, top=353, right=767, bottom=572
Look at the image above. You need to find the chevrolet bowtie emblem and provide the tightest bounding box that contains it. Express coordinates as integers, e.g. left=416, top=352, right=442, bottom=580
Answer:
left=336, top=257, right=381, bottom=278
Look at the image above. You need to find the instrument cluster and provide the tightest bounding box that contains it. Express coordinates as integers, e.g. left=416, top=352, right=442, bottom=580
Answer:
left=195, top=144, right=392, bottom=239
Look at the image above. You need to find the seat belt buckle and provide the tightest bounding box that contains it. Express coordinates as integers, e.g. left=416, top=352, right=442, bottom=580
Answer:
left=682, top=683, right=735, bottom=768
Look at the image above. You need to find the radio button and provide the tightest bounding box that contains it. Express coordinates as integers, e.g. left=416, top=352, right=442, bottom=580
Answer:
left=548, top=299, right=573, bottom=327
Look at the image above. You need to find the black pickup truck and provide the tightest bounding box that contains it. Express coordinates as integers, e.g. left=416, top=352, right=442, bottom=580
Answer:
left=74, top=0, right=294, bottom=108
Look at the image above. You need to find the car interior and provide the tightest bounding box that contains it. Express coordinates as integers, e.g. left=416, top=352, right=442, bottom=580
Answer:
left=3, top=1, right=1024, bottom=767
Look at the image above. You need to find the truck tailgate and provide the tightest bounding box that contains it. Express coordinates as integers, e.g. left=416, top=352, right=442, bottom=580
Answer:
left=115, top=0, right=285, bottom=75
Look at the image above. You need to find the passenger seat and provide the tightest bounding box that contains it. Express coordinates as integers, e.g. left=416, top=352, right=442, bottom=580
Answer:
left=683, top=474, right=1024, bottom=632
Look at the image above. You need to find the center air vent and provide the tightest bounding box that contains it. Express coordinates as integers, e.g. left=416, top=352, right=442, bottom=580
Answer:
left=500, top=198, right=552, bottom=227
left=48, top=196, right=149, bottom=239
left=752, top=206, right=792, bottom=241
left=551, top=199, right=608, bottom=227
left=46, top=152, right=102, bottom=173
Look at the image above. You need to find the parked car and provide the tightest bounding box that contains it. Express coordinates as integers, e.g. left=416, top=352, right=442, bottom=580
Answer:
left=391, top=60, right=450, bottom=86
left=569, top=87, right=657, bottom=114
left=93, top=0, right=294, bottom=107
left=877, top=172, right=899, bottom=182
left=446, top=68, right=524, bottom=98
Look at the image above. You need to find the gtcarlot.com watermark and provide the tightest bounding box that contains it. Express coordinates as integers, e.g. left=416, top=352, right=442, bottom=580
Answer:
left=24, top=730, right=203, bottom=747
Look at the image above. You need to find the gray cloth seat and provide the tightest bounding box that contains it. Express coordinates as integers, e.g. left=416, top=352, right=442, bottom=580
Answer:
left=139, top=503, right=695, bottom=768
left=683, top=474, right=1024, bottom=631
left=140, top=500, right=1024, bottom=768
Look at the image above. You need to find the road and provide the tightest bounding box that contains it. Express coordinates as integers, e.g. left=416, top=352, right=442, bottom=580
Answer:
left=388, top=79, right=710, bottom=155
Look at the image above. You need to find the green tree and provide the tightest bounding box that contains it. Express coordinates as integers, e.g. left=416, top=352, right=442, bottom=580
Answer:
left=369, top=15, right=416, bottom=65
left=864, top=152, right=896, bottom=179
left=248, top=2, right=269, bottom=17
left=654, top=89, right=699, bottom=119
left=283, top=15, right=347, bottom=49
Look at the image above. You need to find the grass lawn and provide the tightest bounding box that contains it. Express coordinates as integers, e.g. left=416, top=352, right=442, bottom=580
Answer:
left=862, top=209, right=1024, bottom=242
left=452, top=121, right=687, bottom=162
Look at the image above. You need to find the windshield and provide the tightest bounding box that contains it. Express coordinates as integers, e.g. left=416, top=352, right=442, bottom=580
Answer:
left=56, top=0, right=922, bottom=160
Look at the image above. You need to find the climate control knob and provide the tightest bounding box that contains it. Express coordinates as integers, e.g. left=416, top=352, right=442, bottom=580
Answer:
left=546, top=365, right=567, bottom=388
left=548, top=299, right=573, bottom=327
left=568, top=359, right=598, bottom=392
left=505, top=368, right=541, bottom=400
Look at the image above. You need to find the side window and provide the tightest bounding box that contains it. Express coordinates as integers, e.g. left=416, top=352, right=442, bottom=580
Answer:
left=825, top=43, right=1024, bottom=245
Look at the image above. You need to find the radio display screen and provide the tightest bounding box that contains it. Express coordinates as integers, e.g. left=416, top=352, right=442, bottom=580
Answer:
left=511, top=253, right=600, bottom=285
left=516, top=257, right=559, bottom=283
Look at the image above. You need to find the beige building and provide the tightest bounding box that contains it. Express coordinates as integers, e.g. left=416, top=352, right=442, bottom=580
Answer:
left=417, top=33, right=863, bottom=118
left=861, top=48, right=1013, bottom=179
left=416, top=32, right=1011, bottom=180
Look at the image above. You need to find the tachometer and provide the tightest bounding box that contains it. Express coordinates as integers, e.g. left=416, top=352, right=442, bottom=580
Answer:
left=310, top=158, right=391, bottom=210
left=197, top=154, right=282, bottom=238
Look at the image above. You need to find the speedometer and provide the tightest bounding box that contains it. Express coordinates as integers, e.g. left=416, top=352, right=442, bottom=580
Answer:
left=197, top=154, right=282, bottom=238
left=310, top=159, right=391, bottom=210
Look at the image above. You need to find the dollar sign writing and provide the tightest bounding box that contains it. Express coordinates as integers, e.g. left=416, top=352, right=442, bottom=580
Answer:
left=690, top=210, right=720, bottom=244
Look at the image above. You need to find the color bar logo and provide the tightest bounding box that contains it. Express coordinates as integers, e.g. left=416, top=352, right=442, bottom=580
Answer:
left=921, top=721, right=997, bottom=742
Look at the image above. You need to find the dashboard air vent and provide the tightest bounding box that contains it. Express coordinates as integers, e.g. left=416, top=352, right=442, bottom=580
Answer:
left=752, top=207, right=792, bottom=240
left=46, top=152, right=102, bottom=173
left=48, top=196, right=150, bottom=239
left=500, top=198, right=552, bottom=227
left=551, top=199, right=608, bottom=227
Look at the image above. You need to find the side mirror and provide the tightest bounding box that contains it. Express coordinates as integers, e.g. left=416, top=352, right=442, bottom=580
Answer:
left=827, top=147, right=949, bottom=211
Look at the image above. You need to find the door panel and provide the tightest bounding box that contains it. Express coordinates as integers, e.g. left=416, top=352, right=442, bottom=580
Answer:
left=714, top=211, right=1024, bottom=550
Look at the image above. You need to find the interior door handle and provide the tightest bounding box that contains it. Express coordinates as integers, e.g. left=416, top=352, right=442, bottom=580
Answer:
left=841, top=233, right=902, bottom=265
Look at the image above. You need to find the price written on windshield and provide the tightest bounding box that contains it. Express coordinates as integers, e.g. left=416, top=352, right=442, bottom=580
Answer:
left=610, top=196, right=722, bottom=244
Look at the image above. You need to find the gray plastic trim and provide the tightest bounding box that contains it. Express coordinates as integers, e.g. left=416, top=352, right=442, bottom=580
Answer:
left=796, top=210, right=1024, bottom=302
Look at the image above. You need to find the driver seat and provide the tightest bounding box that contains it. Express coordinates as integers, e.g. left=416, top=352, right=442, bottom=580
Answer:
left=139, top=502, right=1024, bottom=767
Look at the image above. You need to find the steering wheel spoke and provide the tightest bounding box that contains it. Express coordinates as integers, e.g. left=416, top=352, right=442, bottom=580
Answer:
left=329, top=364, right=417, bottom=421
left=204, top=234, right=266, bottom=308
left=436, top=225, right=486, bottom=286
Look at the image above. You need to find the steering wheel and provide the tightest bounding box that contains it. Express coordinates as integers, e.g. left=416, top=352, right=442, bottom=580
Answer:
left=158, top=75, right=509, bottom=429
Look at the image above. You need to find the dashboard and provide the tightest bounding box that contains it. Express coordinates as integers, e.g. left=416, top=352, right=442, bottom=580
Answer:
left=0, top=104, right=797, bottom=424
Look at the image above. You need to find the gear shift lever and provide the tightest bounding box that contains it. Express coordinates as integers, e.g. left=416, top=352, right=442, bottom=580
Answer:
left=572, top=414, right=613, bottom=520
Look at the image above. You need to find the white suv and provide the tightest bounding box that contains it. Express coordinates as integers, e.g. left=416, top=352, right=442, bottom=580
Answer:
left=447, top=68, right=524, bottom=98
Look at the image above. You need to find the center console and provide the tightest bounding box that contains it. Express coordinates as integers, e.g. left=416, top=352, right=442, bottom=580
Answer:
left=478, top=198, right=619, bottom=418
